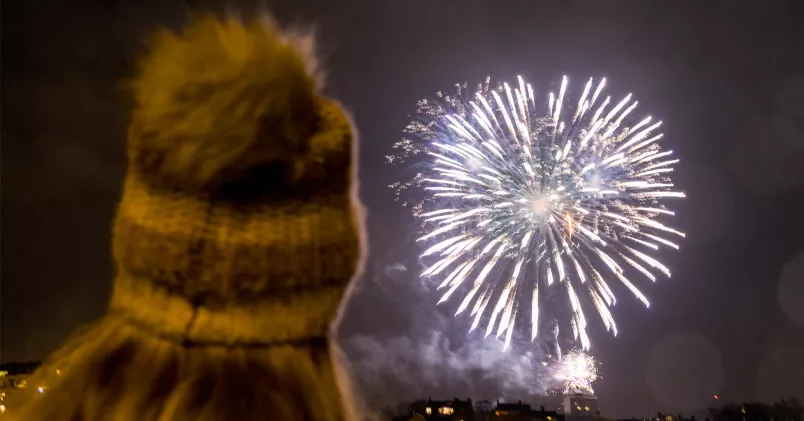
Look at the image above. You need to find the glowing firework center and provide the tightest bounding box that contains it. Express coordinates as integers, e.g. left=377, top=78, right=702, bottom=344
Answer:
left=395, top=75, right=685, bottom=351
left=553, top=350, right=599, bottom=395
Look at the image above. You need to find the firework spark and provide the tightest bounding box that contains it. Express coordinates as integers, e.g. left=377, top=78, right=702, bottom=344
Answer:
left=552, top=349, right=599, bottom=395
left=390, top=76, right=684, bottom=350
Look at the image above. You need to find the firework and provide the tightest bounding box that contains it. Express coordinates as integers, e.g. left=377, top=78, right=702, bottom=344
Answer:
left=552, top=349, right=598, bottom=395
left=390, top=76, right=684, bottom=350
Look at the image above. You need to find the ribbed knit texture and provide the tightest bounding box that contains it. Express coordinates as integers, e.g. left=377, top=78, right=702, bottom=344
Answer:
left=111, top=98, right=361, bottom=346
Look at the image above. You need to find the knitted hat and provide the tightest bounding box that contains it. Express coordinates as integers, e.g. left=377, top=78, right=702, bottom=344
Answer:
left=111, top=15, right=364, bottom=347
left=10, top=14, right=365, bottom=421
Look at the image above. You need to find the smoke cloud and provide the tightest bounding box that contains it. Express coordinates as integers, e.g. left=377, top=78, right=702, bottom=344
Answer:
left=343, top=330, right=553, bottom=407
left=339, top=257, right=563, bottom=413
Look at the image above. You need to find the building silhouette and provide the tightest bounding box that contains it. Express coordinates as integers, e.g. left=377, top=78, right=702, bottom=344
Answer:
left=489, top=401, right=565, bottom=421
left=563, top=393, right=599, bottom=417
left=491, top=401, right=534, bottom=421
left=403, top=398, right=476, bottom=421
left=534, top=405, right=565, bottom=421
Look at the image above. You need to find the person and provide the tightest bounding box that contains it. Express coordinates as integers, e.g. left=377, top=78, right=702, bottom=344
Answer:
left=10, top=12, right=365, bottom=421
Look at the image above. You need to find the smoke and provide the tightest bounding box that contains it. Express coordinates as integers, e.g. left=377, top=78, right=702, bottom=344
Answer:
left=344, top=330, right=553, bottom=406
left=339, top=254, right=563, bottom=412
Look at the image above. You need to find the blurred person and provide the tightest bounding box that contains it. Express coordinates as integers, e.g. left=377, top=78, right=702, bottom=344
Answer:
left=10, top=12, right=365, bottom=421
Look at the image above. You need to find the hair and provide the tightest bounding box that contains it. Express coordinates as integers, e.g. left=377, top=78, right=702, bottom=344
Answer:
left=9, top=316, right=360, bottom=421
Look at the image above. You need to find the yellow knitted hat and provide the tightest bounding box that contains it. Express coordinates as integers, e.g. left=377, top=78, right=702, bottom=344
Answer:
left=9, top=14, right=365, bottom=421
left=111, top=15, right=364, bottom=347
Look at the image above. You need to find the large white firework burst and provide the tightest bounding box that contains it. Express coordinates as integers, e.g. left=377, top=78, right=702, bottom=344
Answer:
left=389, top=76, right=685, bottom=351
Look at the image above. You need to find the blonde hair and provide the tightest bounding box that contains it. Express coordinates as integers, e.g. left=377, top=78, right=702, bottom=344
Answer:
left=9, top=317, right=359, bottom=420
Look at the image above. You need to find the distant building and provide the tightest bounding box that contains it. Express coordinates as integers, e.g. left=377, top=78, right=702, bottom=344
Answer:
left=491, top=401, right=535, bottom=421
left=488, top=401, right=566, bottom=421
left=533, top=405, right=565, bottom=421
left=563, top=393, right=599, bottom=417
left=412, top=398, right=476, bottom=421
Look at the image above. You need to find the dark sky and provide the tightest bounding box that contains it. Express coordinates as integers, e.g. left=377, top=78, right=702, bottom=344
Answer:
left=3, top=0, right=804, bottom=418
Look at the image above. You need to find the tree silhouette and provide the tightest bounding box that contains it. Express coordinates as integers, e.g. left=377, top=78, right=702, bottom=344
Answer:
left=708, top=398, right=803, bottom=421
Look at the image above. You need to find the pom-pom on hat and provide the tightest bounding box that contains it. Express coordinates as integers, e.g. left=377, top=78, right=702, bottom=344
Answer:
left=113, top=14, right=364, bottom=347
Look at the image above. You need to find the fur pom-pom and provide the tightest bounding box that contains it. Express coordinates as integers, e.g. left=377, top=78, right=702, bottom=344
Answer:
left=7, top=317, right=357, bottom=421
left=129, top=15, right=322, bottom=190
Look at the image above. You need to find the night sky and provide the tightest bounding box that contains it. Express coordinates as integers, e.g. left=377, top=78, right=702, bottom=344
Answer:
left=3, top=0, right=804, bottom=418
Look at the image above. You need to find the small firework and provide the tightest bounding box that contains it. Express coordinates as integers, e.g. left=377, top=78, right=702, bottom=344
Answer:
left=552, top=349, right=598, bottom=395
